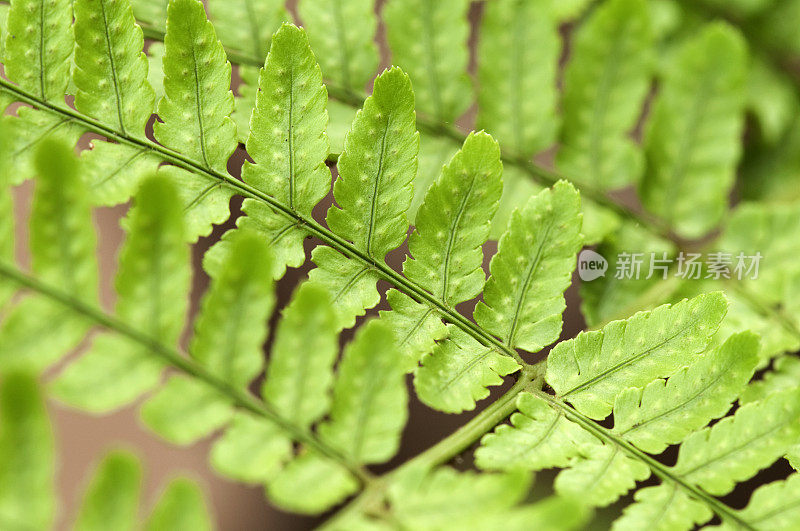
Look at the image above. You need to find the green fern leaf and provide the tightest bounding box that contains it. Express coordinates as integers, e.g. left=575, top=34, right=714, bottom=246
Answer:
left=209, top=412, right=291, bottom=483
left=554, top=443, right=650, bottom=507
left=557, top=0, right=653, bottom=189
left=0, top=373, right=54, bottom=531
left=155, top=0, right=237, bottom=173
left=477, top=0, right=560, bottom=156
left=263, top=283, right=338, bottom=429
left=410, top=133, right=459, bottom=222
left=326, top=67, right=418, bottom=259
left=297, top=0, right=378, bottom=92
left=191, top=230, right=275, bottom=388
left=741, top=355, right=800, bottom=404
left=640, top=23, right=748, bottom=238
left=414, top=327, right=520, bottom=413
left=725, top=474, right=800, bottom=529
left=131, top=0, right=167, bottom=25
left=547, top=293, right=728, bottom=419
left=208, top=0, right=286, bottom=60
left=145, top=479, right=212, bottom=531
left=53, top=176, right=189, bottom=411
left=266, top=451, right=359, bottom=515
left=146, top=41, right=166, bottom=105
left=475, top=392, right=597, bottom=471
left=140, top=376, right=233, bottom=445
left=0, top=139, right=96, bottom=372
left=73, top=0, right=154, bottom=136
left=319, top=320, right=407, bottom=464
left=613, top=332, right=759, bottom=453
left=384, top=0, right=471, bottom=122
left=387, top=466, right=590, bottom=531
left=404, top=131, right=502, bottom=306
left=474, top=181, right=583, bottom=352
left=612, top=484, right=711, bottom=531
left=672, top=387, right=800, bottom=496
left=3, top=0, right=73, bottom=102
left=378, top=289, right=448, bottom=372
left=74, top=452, right=141, bottom=531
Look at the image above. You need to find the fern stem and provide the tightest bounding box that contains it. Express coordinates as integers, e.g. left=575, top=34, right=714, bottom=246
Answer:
left=532, top=389, right=755, bottom=530
left=0, top=260, right=375, bottom=485
left=0, top=76, right=525, bottom=366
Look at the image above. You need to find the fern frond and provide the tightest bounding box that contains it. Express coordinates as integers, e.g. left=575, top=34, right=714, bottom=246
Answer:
left=477, top=0, right=560, bottom=157
left=404, top=131, right=502, bottom=306
left=207, top=0, right=285, bottom=60
left=475, top=181, right=583, bottom=352
left=53, top=176, right=189, bottom=411
left=3, top=0, right=72, bottom=102
left=725, top=473, right=800, bottom=529
left=263, top=283, right=338, bottom=429
left=155, top=0, right=236, bottom=173
left=384, top=0, right=472, bottom=123
left=557, top=0, right=653, bottom=189
left=415, top=327, right=521, bottom=413
left=640, top=22, right=748, bottom=238
left=612, top=484, right=710, bottom=531
left=319, top=320, right=408, bottom=464
left=75, top=451, right=212, bottom=531
left=297, top=0, right=378, bottom=93
left=73, top=0, right=154, bottom=135
left=547, top=293, right=727, bottom=419
left=0, top=140, right=95, bottom=371
left=0, top=373, right=54, bottom=530
left=613, top=331, right=758, bottom=453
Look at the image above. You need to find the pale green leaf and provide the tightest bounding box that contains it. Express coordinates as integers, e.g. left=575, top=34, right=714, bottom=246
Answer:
left=210, top=412, right=291, bottom=483
left=613, top=332, right=759, bottom=453
left=740, top=355, right=800, bottom=405
left=145, top=478, right=212, bottom=531
left=547, top=292, right=728, bottom=419
left=384, top=0, right=472, bottom=122
left=80, top=142, right=160, bottom=206
left=54, top=176, right=189, bottom=411
left=263, top=283, right=338, bottom=429
left=0, top=373, right=54, bottom=531
left=73, top=0, right=155, bottom=136
left=131, top=0, right=167, bottom=25
left=297, top=0, right=378, bottom=92
left=207, top=0, right=286, bottom=60
left=140, top=376, right=233, bottom=445
left=379, top=289, right=448, bottom=372
left=612, top=484, right=711, bottom=531
left=0, top=107, right=84, bottom=187
left=0, top=139, right=95, bottom=371
left=475, top=392, right=596, bottom=471
left=154, top=0, right=237, bottom=173
left=477, top=0, right=560, bottom=156
left=319, top=320, right=407, bottom=464
left=326, top=67, right=418, bottom=260
left=554, top=443, right=650, bottom=507
left=267, top=452, right=359, bottom=515
left=243, top=24, right=330, bottom=215
left=307, top=246, right=381, bottom=330
left=75, top=452, right=141, bottom=531
left=404, top=131, right=502, bottom=306
left=729, top=474, right=800, bottom=529
left=748, top=59, right=798, bottom=144
left=191, top=229, right=274, bottom=388
left=557, top=0, right=653, bottom=189
left=231, top=65, right=258, bottom=143
left=414, top=327, right=520, bottom=414
left=156, top=165, right=236, bottom=241
left=3, top=0, right=73, bottom=102
left=672, top=387, right=800, bottom=495
left=474, top=181, right=583, bottom=352
left=640, top=23, right=748, bottom=238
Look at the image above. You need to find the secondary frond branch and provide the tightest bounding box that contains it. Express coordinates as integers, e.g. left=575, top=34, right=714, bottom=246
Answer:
left=0, top=260, right=374, bottom=485
left=0, top=75, right=522, bottom=364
